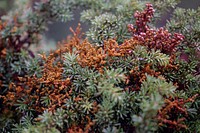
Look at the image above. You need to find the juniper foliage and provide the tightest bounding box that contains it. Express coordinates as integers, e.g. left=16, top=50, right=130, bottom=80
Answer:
left=0, top=0, right=199, bottom=133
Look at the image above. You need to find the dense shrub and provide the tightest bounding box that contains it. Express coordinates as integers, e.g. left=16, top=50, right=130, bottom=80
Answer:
left=0, top=0, right=199, bottom=132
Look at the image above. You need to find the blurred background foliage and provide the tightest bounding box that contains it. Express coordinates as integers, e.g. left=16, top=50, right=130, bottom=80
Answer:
left=0, top=0, right=200, bottom=42
left=0, top=0, right=199, bottom=51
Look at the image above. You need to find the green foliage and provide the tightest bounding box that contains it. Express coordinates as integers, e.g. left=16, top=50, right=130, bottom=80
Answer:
left=164, top=8, right=200, bottom=132
left=133, top=45, right=170, bottom=67
left=151, top=0, right=180, bottom=12
left=80, top=0, right=144, bottom=45
left=132, top=75, right=176, bottom=133
left=80, top=0, right=182, bottom=45
left=35, top=0, right=76, bottom=22
left=86, top=13, right=120, bottom=46
left=167, top=7, right=200, bottom=43
left=0, top=0, right=199, bottom=133
left=132, top=93, right=163, bottom=133
left=141, top=74, right=176, bottom=97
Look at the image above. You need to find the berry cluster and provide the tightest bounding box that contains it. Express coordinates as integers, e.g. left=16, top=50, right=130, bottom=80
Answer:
left=128, top=3, right=155, bottom=34
left=128, top=4, right=184, bottom=55
left=134, top=27, right=184, bottom=54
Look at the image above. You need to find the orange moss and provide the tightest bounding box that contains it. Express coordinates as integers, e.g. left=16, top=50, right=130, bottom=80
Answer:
left=157, top=94, right=198, bottom=130
left=67, top=116, right=95, bottom=133
left=126, top=64, right=161, bottom=91
left=58, top=24, right=141, bottom=73
left=2, top=52, right=72, bottom=113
